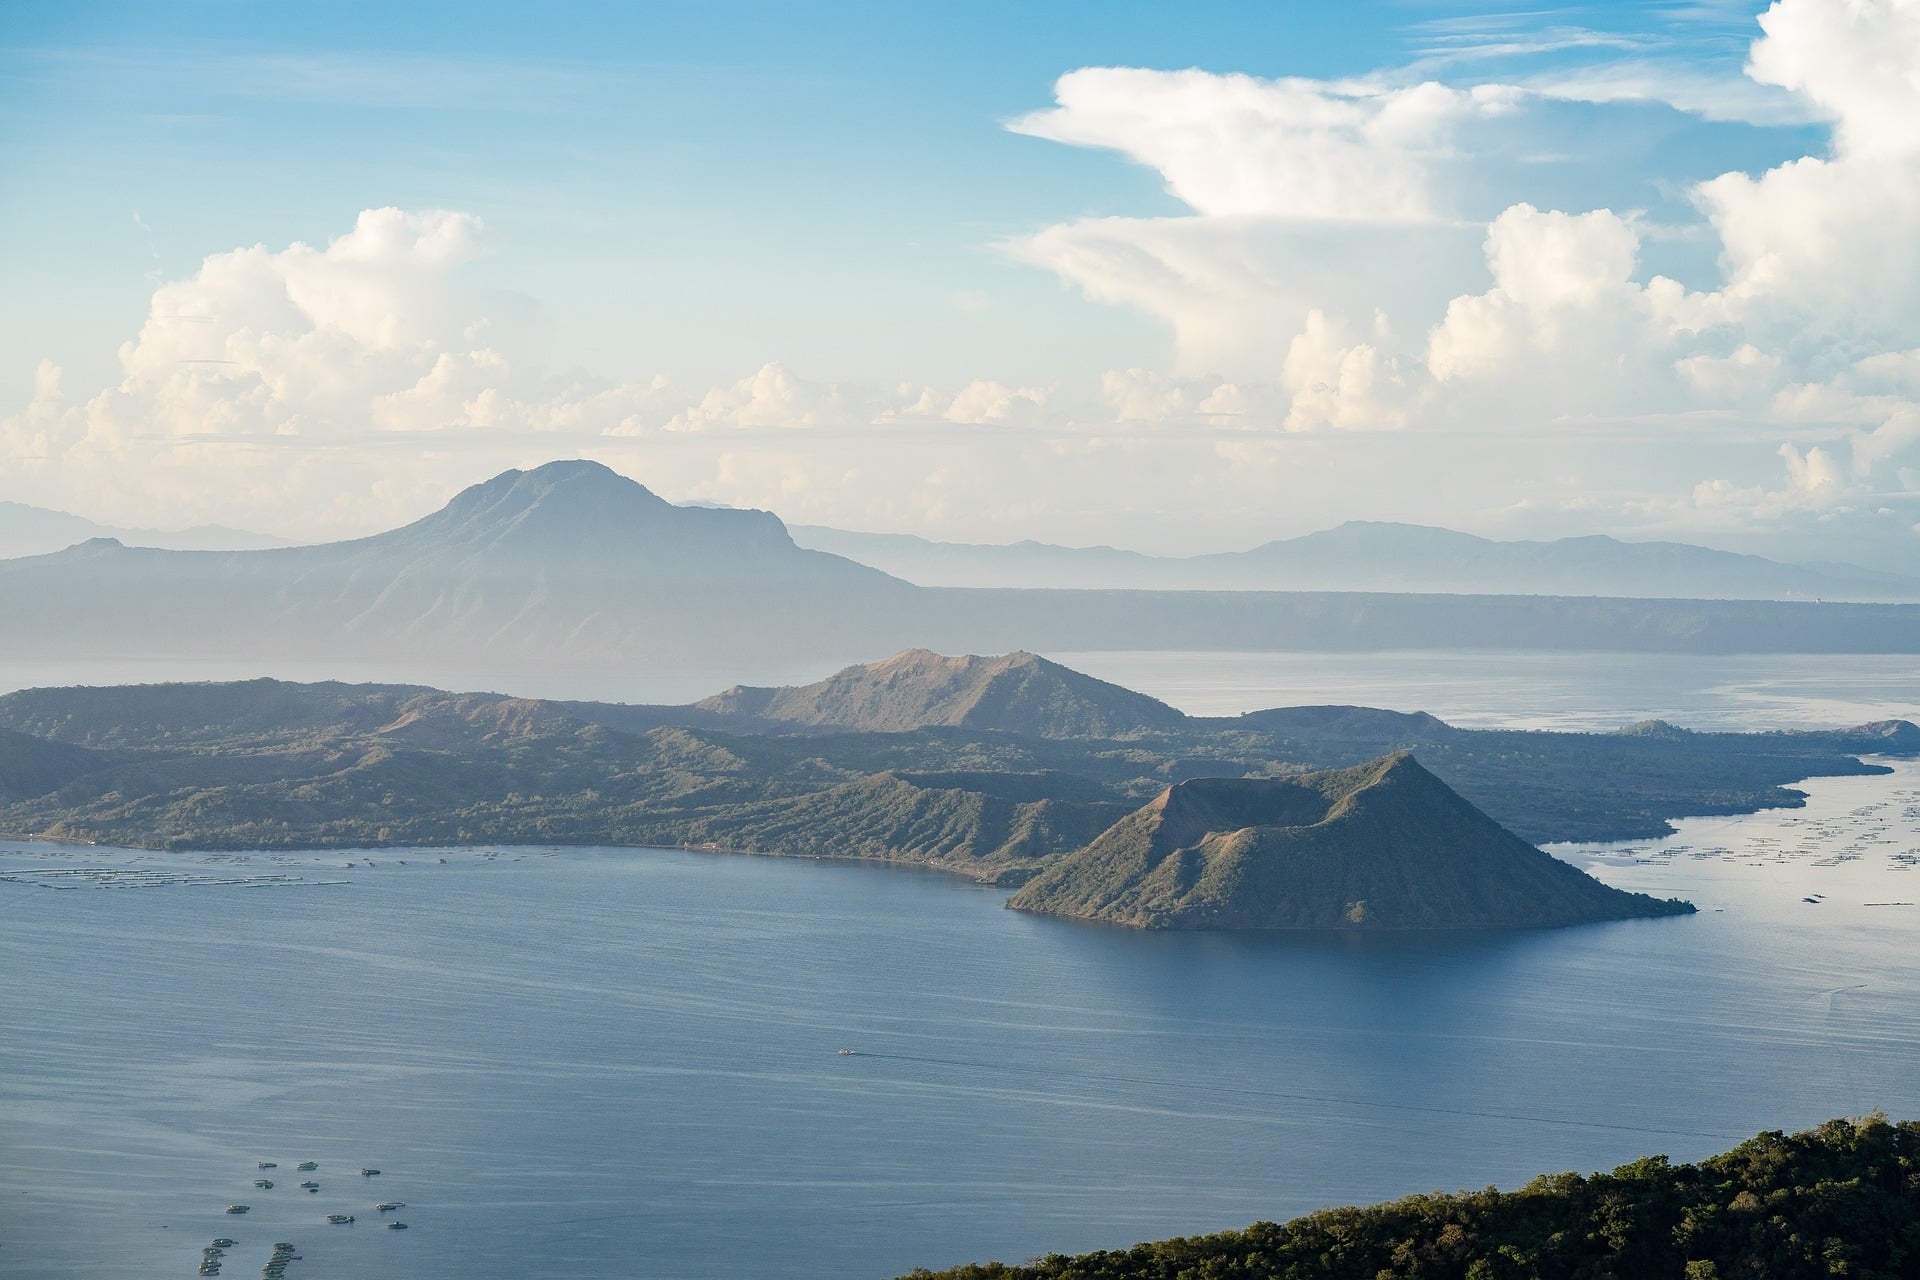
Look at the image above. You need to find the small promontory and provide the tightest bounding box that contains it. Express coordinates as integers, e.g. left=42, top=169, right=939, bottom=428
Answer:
left=1008, top=753, right=1694, bottom=930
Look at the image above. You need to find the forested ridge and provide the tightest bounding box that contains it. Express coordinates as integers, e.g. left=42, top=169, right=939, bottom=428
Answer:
left=903, top=1116, right=1920, bottom=1280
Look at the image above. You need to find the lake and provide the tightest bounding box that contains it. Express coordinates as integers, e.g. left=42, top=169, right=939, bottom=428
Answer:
left=1052, top=649, right=1920, bottom=731
left=5, top=754, right=1920, bottom=1280
left=5, top=648, right=1920, bottom=729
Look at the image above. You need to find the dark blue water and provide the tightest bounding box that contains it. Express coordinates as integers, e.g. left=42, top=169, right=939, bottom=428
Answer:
left=4, top=763, right=1920, bottom=1280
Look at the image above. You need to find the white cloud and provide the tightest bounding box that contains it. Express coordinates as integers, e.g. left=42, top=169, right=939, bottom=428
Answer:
left=938, top=380, right=1050, bottom=425
left=1676, top=343, right=1784, bottom=402
left=659, top=362, right=867, bottom=433
left=1745, top=0, right=1920, bottom=155
left=1427, top=205, right=1648, bottom=382
left=1280, top=311, right=1405, bottom=431
left=12, top=1, right=1920, bottom=559
left=1010, top=69, right=1517, bottom=223
left=1518, top=60, right=1818, bottom=126
left=998, top=0, right=1920, bottom=535
left=1853, top=404, right=1920, bottom=474
left=1689, top=0, right=1920, bottom=344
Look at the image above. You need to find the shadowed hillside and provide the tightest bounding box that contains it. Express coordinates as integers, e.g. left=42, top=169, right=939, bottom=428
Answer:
left=0, top=657, right=1910, bottom=876
left=695, top=649, right=1188, bottom=738
left=1010, top=755, right=1693, bottom=929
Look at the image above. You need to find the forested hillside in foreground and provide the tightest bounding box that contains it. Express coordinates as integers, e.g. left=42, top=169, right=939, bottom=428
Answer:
left=902, top=1116, right=1919, bottom=1280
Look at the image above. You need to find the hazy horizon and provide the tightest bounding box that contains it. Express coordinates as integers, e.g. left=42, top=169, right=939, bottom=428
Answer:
left=5, top=0, right=1920, bottom=569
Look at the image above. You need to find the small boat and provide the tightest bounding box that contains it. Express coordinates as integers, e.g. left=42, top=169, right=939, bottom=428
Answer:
left=211, top=1239, right=236, bottom=1249
left=325, top=1213, right=354, bottom=1225
left=375, top=1201, right=404, bottom=1212
left=360, top=1167, right=380, bottom=1176
left=271, top=1244, right=294, bottom=1253
left=386, top=1221, right=408, bottom=1230
left=299, top=1180, right=319, bottom=1190
left=253, top=1178, right=274, bottom=1188
left=225, top=1204, right=249, bottom=1214
left=296, top=1161, right=318, bottom=1171
left=257, top=1161, right=277, bottom=1169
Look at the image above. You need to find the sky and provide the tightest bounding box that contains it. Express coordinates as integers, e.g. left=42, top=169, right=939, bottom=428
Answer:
left=3, top=0, right=1919, bottom=565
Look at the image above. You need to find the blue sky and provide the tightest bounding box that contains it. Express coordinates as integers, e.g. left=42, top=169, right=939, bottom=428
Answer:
left=4, top=1, right=1812, bottom=389
left=3, top=0, right=1917, bottom=564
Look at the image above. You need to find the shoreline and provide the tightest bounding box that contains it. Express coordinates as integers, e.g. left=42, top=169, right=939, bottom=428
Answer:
left=6, top=754, right=1903, bottom=898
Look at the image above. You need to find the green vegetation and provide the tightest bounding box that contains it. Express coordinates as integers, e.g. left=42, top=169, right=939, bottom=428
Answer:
left=1010, top=755, right=1691, bottom=929
left=901, top=1115, right=1920, bottom=1280
left=695, top=648, right=1189, bottom=738
left=0, top=653, right=1910, bottom=908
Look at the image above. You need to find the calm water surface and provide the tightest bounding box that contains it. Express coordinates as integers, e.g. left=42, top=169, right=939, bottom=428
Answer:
left=1053, top=650, right=1920, bottom=730
left=5, top=759, right=1920, bottom=1280
left=5, top=649, right=1918, bottom=727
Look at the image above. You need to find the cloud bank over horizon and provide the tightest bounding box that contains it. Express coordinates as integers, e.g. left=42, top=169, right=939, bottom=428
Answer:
left=4, top=0, right=1919, bottom=566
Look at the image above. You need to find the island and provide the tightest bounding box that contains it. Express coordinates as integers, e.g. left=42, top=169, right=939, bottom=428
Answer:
left=1009, top=754, right=1693, bottom=929
left=0, top=648, right=1911, bottom=929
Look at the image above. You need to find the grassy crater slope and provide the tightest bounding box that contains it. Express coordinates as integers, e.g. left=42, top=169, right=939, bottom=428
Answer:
left=1009, top=755, right=1692, bottom=929
left=902, top=1115, right=1920, bottom=1280
left=0, top=656, right=1911, bottom=882
left=694, top=648, right=1188, bottom=738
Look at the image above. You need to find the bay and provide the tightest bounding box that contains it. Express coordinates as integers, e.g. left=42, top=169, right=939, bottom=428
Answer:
left=5, top=647, right=1920, bottom=1279
left=4, top=759, right=1920, bottom=1279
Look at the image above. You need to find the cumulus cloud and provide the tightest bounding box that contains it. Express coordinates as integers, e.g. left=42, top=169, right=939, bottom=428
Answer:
left=658, top=363, right=869, bottom=433
left=10, top=2, right=1920, bottom=559
left=1689, top=0, right=1920, bottom=350
left=1000, top=0, right=1920, bottom=544
left=1010, top=70, right=1517, bottom=223
left=1281, top=312, right=1406, bottom=431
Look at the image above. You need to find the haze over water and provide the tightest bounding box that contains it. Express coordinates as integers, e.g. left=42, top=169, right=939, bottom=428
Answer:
left=4, top=708, right=1919, bottom=1278
left=5, top=649, right=1918, bottom=729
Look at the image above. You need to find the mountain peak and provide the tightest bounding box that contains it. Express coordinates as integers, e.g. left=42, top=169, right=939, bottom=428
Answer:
left=694, top=648, right=1187, bottom=737
left=368, top=459, right=815, bottom=567
left=1011, top=754, right=1694, bottom=930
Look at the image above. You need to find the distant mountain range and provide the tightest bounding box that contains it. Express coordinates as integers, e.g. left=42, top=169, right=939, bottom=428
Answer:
left=0, top=501, right=287, bottom=558
left=790, top=521, right=1920, bottom=601
left=3, top=460, right=1919, bottom=678
left=0, top=461, right=910, bottom=668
